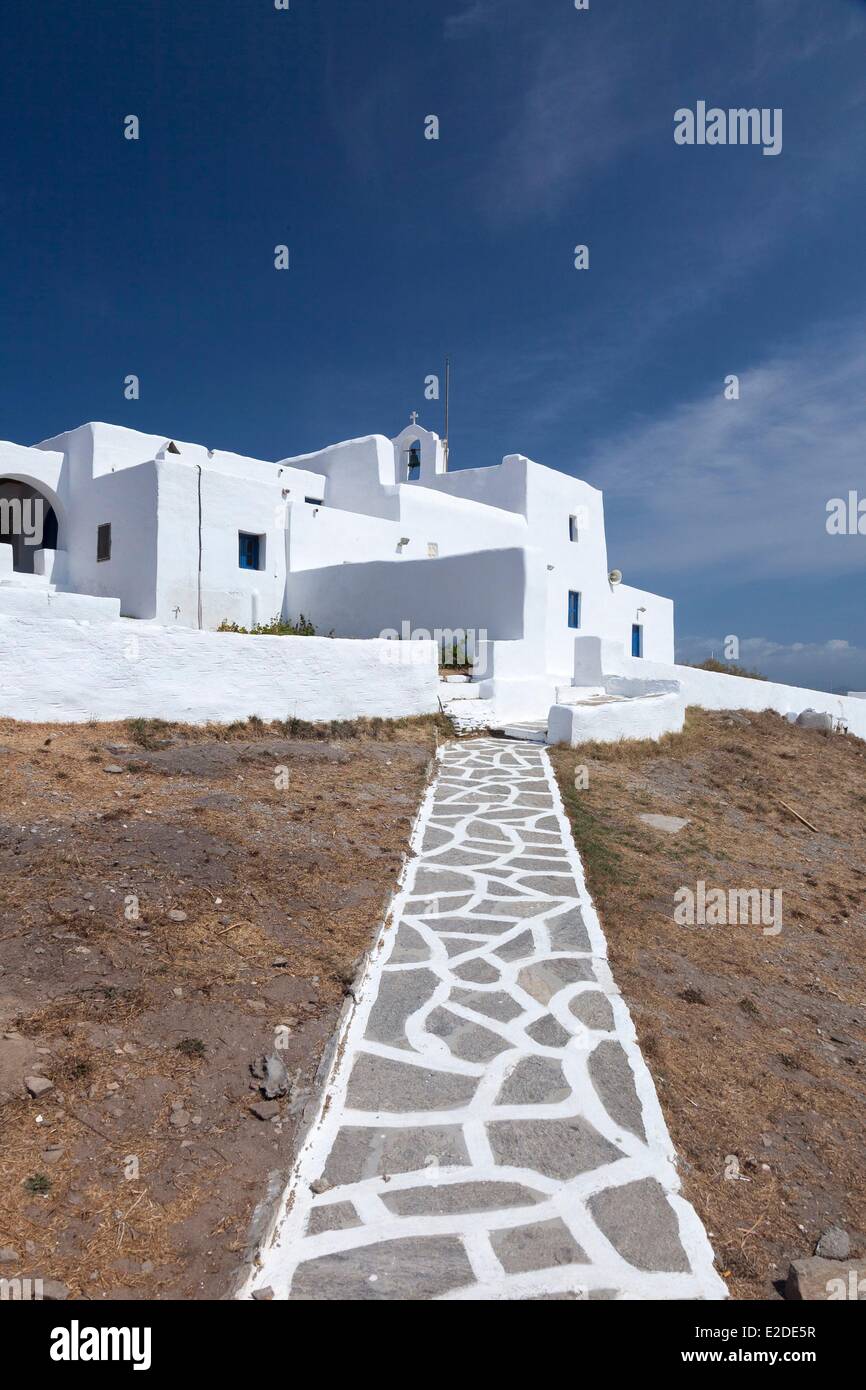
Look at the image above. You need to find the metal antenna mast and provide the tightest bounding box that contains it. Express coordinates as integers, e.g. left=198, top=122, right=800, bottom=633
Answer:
left=444, top=354, right=451, bottom=471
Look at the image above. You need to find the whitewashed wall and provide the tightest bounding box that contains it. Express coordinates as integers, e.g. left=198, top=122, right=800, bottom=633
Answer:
left=278, top=434, right=398, bottom=518
left=431, top=453, right=675, bottom=678
left=548, top=692, right=685, bottom=746
left=31, top=423, right=328, bottom=629
left=0, top=617, right=438, bottom=724
left=288, top=547, right=529, bottom=642
left=572, top=637, right=866, bottom=741
left=5, top=424, right=679, bottom=686
left=287, top=498, right=411, bottom=574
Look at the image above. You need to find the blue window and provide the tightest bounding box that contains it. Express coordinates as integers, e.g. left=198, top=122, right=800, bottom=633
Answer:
left=239, top=532, right=262, bottom=570
left=632, top=623, right=643, bottom=657
left=567, top=590, right=581, bottom=629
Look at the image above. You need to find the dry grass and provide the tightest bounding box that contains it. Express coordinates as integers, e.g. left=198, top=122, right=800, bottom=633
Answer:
left=549, top=707, right=866, bottom=1299
left=0, top=713, right=442, bottom=1299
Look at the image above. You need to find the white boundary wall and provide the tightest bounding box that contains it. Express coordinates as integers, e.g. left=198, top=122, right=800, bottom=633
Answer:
left=548, top=692, right=685, bottom=746
left=572, top=637, right=866, bottom=741
left=0, top=616, right=439, bottom=724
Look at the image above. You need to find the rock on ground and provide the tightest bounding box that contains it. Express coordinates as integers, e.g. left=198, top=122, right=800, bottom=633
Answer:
left=785, top=1257, right=864, bottom=1300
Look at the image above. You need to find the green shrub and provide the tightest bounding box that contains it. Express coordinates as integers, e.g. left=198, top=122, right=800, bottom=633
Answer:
left=24, top=1173, right=52, bottom=1195
left=217, top=614, right=331, bottom=637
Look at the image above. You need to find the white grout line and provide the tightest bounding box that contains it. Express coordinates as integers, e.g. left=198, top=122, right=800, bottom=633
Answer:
left=240, top=738, right=728, bottom=1301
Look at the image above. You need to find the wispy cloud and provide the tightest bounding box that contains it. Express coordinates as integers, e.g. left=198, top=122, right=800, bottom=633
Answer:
left=591, top=319, right=866, bottom=584
left=676, top=634, right=866, bottom=695
left=447, top=0, right=866, bottom=227
left=747, top=0, right=866, bottom=77
left=444, top=0, right=506, bottom=39
left=465, top=15, right=649, bottom=218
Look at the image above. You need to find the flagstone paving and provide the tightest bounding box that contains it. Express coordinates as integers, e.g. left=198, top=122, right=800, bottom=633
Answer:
left=247, top=739, right=726, bottom=1301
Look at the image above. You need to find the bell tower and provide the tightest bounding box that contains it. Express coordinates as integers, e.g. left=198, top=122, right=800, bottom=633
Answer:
left=391, top=414, right=446, bottom=484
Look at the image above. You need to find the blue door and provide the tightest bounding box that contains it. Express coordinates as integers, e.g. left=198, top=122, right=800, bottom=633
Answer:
left=631, top=623, right=643, bottom=657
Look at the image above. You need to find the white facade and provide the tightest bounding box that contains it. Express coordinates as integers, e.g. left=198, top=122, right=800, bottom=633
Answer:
left=3, top=416, right=866, bottom=739
left=0, top=416, right=673, bottom=700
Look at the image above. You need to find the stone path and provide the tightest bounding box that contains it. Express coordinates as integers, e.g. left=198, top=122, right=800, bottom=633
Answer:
left=247, top=739, right=726, bottom=1301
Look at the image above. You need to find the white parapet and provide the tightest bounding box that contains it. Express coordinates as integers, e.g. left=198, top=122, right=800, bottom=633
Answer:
left=555, top=685, right=607, bottom=704
left=0, top=619, right=440, bottom=724
left=33, top=548, right=69, bottom=585
left=570, top=635, right=866, bottom=742
left=547, top=692, right=685, bottom=747
left=0, top=587, right=122, bottom=621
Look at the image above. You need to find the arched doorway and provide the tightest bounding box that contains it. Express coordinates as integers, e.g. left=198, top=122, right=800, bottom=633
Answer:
left=0, top=479, right=60, bottom=574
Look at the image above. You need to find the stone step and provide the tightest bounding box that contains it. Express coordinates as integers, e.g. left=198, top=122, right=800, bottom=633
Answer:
left=555, top=685, right=606, bottom=704
left=438, top=680, right=481, bottom=701
left=441, top=697, right=496, bottom=734
left=0, top=573, right=53, bottom=590
left=498, top=720, right=548, bottom=743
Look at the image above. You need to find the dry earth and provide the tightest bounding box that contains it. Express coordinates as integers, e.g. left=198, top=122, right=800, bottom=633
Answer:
left=4, top=704, right=863, bottom=1303
left=549, top=708, right=866, bottom=1299
left=0, top=714, right=443, bottom=1299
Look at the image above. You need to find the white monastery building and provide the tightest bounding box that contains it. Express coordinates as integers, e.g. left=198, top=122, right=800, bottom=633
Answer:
left=0, top=416, right=672, bottom=699
left=4, top=415, right=864, bottom=740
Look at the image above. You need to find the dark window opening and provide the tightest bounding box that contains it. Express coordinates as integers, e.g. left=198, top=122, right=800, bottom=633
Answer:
left=569, top=514, right=579, bottom=542
left=44, top=508, right=58, bottom=550
left=239, top=532, right=263, bottom=570
left=97, top=523, right=111, bottom=563
left=304, top=497, right=324, bottom=507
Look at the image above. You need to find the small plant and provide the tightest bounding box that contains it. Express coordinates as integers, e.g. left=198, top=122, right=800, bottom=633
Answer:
left=218, top=614, right=331, bottom=637
left=24, top=1173, right=52, bottom=1195
left=438, top=628, right=474, bottom=671
left=328, top=719, right=359, bottom=739
left=126, top=716, right=176, bottom=749
left=64, top=1055, right=94, bottom=1081
left=176, top=1037, right=206, bottom=1059
left=281, top=714, right=314, bottom=737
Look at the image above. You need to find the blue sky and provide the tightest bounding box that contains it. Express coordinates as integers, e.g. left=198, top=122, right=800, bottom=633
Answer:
left=2, top=0, right=866, bottom=690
